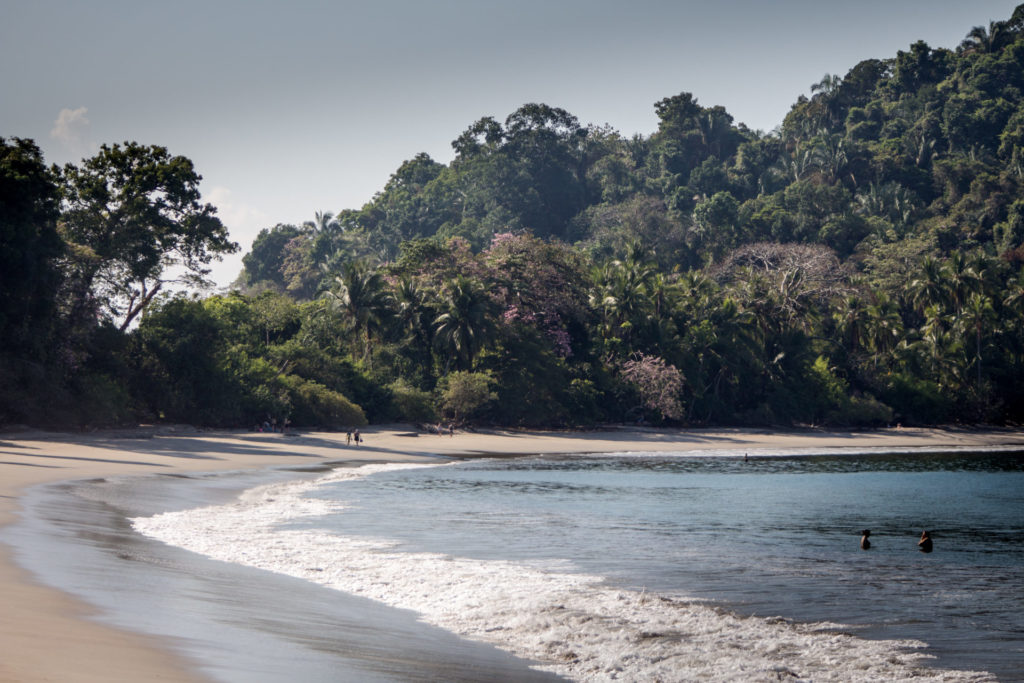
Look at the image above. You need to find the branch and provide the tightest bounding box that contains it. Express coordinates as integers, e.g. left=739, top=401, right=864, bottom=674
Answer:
left=118, top=280, right=163, bottom=331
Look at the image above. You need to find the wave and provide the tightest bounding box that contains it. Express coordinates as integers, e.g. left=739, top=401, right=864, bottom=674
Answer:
left=131, top=463, right=994, bottom=682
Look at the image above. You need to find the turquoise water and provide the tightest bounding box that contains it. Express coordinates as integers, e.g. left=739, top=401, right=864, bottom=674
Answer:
left=301, top=450, right=1024, bottom=680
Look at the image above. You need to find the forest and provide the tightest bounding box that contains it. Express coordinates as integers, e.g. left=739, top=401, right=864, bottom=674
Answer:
left=3, top=5, right=1024, bottom=430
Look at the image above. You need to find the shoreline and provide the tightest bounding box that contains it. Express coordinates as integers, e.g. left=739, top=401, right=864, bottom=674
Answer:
left=2, top=425, right=1023, bottom=682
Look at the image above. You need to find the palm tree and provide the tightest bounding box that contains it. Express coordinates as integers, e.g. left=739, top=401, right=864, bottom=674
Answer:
left=959, top=292, right=996, bottom=389
left=393, top=277, right=430, bottom=341
left=960, top=21, right=1007, bottom=54
left=810, top=131, right=848, bottom=184
left=303, top=211, right=340, bottom=236
left=810, top=73, right=842, bottom=97
left=942, top=252, right=982, bottom=314
left=834, top=294, right=870, bottom=354
left=915, top=304, right=962, bottom=388
left=908, top=256, right=946, bottom=313
left=1003, top=267, right=1024, bottom=317
left=588, top=257, right=654, bottom=352
left=864, top=293, right=904, bottom=366
left=324, top=260, right=392, bottom=365
left=696, top=295, right=761, bottom=422
left=433, top=276, right=496, bottom=371
left=1002, top=267, right=1024, bottom=367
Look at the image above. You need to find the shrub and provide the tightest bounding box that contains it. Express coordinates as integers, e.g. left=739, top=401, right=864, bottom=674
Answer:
left=389, top=380, right=437, bottom=423
left=438, top=371, right=495, bottom=423
left=826, top=394, right=894, bottom=428
left=278, top=374, right=366, bottom=428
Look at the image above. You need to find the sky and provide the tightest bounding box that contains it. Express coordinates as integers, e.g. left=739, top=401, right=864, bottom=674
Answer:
left=2, top=0, right=1021, bottom=289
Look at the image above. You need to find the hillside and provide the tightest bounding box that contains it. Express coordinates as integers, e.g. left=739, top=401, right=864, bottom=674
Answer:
left=3, top=4, right=1024, bottom=428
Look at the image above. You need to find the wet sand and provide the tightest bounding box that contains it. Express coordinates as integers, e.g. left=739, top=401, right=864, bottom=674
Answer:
left=2, top=424, right=1022, bottom=681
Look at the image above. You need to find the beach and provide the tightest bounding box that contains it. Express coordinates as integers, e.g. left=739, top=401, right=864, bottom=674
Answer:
left=2, top=425, right=1023, bottom=682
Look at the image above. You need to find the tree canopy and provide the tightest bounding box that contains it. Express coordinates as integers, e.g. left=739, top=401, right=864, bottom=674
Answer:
left=6, top=4, right=1024, bottom=429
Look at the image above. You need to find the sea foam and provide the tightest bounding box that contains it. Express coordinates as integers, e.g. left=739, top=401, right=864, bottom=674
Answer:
left=131, top=463, right=994, bottom=682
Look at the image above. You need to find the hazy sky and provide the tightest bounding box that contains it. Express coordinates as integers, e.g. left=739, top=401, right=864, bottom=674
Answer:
left=2, top=0, right=1020, bottom=287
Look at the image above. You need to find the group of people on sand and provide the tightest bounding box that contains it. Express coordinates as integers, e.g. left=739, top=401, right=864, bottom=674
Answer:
left=344, top=428, right=361, bottom=446
left=860, top=529, right=933, bottom=552
left=256, top=416, right=290, bottom=433
left=423, top=421, right=456, bottom=438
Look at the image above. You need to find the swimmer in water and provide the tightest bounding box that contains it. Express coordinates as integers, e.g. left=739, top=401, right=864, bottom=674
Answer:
left=918, top=530, right=933, bottom=553
left=860, top=529, right=871, bottom=550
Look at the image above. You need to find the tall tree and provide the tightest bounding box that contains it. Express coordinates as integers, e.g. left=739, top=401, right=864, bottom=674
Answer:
left=241, top=223, right=302, bottom=289
left=59, top=142, right=237, bottom=331
left=323, top=259, right=392, bottom=366
left=434, top=275, right=496, bottom=371
left=0, top=137, right=63, bottom=355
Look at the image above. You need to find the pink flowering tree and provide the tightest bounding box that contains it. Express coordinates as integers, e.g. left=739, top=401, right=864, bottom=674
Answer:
left=620, top=353, right=685, bottom=421
left=483, top=232, right=588, bottom=358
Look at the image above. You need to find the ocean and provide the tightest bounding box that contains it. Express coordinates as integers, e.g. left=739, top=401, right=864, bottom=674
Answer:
left=8, top=446, right=1024, bottom=681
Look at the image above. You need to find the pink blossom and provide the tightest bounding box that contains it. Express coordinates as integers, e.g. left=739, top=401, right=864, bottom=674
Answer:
left=620, top=354, right=684, bottom=420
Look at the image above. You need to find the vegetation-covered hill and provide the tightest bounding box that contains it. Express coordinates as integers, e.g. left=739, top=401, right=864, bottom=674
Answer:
left=4, top=5, right=1024, bottom=428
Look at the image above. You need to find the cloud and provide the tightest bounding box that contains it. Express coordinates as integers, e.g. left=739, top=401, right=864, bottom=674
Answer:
left=207, top=186, right=270, bottom=238
left=204, top=186, right=273, bottom=288
left=50, top=107, right=91, bottom=145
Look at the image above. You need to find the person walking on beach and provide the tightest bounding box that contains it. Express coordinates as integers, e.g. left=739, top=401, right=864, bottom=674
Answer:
left=346, top=429, right=352, bottom=446
left=860, top=529, right=871, bottom=550
left=918, top=530, right=933, bottom=553
left=354, top=428, right=361, bottom=446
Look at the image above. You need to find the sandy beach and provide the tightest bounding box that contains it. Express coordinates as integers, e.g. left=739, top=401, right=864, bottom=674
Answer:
left=2, top=424, right=1023, bottom=682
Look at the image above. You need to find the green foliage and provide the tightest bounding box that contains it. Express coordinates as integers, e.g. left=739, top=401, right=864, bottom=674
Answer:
left=880, top=373, right=956, bottom=424
left=277, top=374, right=366, bottom=428
left=828, top=394, right=894, bottom=428
left=9, top=5, right=1024, bottom=430
left=0, top=137, right=63, bottom=358
left=388, top=380, right=438, bottom=423
left=59, top=142, right=238, bottom=331
left=438, top=371, right=496, bottom=423
left=241, top=223, right=302, bottom=289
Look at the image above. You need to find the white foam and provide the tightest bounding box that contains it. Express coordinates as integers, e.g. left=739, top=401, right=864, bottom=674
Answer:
left=132, top=463, right=995, bottom=682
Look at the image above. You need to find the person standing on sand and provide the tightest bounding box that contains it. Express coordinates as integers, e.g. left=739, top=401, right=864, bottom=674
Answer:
left=354, top=428, right=361, bottom=446
left=346, top=429, right=352, bottom=446
left=860, top=529, right=871, bottom=550
left=918, top=530, right=933, bottom=553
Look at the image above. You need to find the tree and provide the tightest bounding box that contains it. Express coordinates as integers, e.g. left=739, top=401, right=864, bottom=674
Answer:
left=438, top=370, right=496, bottom=423
left=620, top=354, right=684, bottom=421
left=241, top=223, right=302, bottom=289
left=323, top=259, right=392, bottom=366
left=303, top=211, right=340, bottom=236
left=448, top=104, right=587, bottom=242
left=907, top=256, right=946, bottom=313
left=0, top=137, right=63, bottom=355
left=589, top=255, right=655, bottom=353
left=483, top=232, right=589, bottom=358
left=59, top=142, right=237, bottom=331
left=693, top=191, right=741, bottom=260
left=434, top=275, right=496, bottom=371
left=959, top=291, right=996, bottom=390
left=960, top=20, right=1009, bottom=54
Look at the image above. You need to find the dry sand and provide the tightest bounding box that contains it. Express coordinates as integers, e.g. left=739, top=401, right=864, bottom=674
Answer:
left=1, top=424, right=1022, bottom=682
